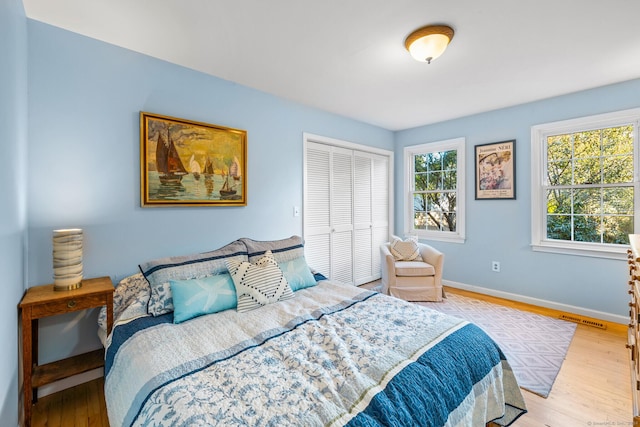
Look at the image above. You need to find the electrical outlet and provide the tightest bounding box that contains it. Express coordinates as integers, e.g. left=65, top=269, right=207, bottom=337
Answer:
left=293, top=206, right=300, bottom=217
left=491, top=261, right=500, bottom=272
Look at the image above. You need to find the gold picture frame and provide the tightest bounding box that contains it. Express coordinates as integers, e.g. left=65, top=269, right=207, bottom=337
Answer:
left=474, top=139, right=516, bottom=200
left=140, top=112, right=247, bottom=207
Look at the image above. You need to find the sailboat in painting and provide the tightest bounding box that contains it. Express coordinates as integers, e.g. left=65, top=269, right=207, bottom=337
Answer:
left=203, top=156, right=214, bottom=195
left=203, top=157, right=214, bottom=176
left=156, top=132, right=187, bottom=184
left=230, top=156, right=241, bottom=181
left=220, top=171, right=236, bottom=197
left=189, top=155, right=202, bottom=181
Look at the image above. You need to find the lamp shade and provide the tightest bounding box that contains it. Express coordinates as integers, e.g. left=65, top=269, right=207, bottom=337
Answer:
left=405, top=25, right=454, bottom=63
left=52, top=228, right=83, bottom=291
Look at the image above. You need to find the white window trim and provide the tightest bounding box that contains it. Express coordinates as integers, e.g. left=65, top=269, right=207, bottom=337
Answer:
left=404, top=137, right=466, bottom=243
left=530, top=108, right=640, bottom=260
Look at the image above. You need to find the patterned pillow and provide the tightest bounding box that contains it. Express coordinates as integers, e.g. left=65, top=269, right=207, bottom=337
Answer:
left=140, top=240, right=248, bottom=316
left=226, top=250, right=294, bottom=313
left=170, top=273, right=237, bottom=324
left=97, top=272, right=150, bottom=345
left=240, top=235, right=316, bottom=291
left=389, top=237, right=421, bottom=261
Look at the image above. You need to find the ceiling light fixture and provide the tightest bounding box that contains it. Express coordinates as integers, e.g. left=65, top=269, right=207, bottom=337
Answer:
left=405, top=24, right=454, bottom=64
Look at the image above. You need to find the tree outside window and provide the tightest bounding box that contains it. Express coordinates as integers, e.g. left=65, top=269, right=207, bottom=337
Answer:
left=531, top=108, right=640, bottom=259
left=405, top=138, right=465, bottom=243
left=545, top=125, right=634, bottom=244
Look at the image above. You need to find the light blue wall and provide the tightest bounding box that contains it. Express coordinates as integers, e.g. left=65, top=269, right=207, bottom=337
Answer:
left=26, top=21, right=393, bottom=366
left=395, top=79, right=640, bottom=319
left=0, top=0, right=27, bottom=425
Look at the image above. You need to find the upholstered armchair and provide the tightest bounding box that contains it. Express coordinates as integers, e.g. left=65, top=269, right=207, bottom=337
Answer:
left=380, top=236, right=444, bottom=302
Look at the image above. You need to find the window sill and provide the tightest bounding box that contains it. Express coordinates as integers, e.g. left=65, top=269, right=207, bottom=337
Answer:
left=531, top=241, right=627, bottom=260
left=410, top=232, right=465, bottom=244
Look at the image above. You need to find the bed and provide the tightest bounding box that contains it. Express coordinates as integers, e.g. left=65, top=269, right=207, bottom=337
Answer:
left=98, top=237, right=527, bottom=426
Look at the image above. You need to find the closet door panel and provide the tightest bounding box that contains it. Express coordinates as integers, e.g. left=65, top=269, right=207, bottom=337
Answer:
left=330, top=147, right=354, bottom=284
left=353, top=153, right=374, bottom=285
left=304, top=142, right=332, bottom=277
left=371, top=154, right=390, bottom=277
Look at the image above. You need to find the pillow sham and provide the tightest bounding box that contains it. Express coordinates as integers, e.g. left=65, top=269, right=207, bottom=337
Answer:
left=240, top=235, right=316, bottom=290
left=140, top=240, right=248, bottom=316
left=226, top=250, right=294, bottom=313
left=240, top=235, right=305, bottom=263
left=170, top=273, right=237, bottom=324
left=389, top=237, right=420, bottom=261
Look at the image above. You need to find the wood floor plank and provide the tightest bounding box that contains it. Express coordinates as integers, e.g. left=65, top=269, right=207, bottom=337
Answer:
left=87, top=378, right=103, bottom=427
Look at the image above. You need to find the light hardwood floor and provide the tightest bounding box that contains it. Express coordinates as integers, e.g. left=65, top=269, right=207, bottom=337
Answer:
left=31, top=286, right=632, bottom=427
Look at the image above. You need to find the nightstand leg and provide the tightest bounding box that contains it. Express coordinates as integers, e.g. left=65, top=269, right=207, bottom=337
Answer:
left=22, top=309, right=32, bottom=427
left=32, top=318, right=38, bottom=403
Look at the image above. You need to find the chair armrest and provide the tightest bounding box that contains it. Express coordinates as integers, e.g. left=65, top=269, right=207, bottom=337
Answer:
left=419, top=243, right=444, bottom=286
left=380, top=244, right=396, bottom=288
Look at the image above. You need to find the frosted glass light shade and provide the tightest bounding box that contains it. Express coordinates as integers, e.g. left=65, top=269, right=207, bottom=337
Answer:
left=52, top=228, right=83, bottom=291
left=405, top=25, right=454, bottom=63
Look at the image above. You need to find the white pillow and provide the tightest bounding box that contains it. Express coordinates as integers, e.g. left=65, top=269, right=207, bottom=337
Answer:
left=226, top=250, right=294, bottom=313
left=389, top=238, right=420, bottom=261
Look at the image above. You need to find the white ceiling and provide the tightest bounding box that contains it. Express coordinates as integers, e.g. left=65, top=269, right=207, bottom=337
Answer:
left=22, top=0, right=640, bottom=131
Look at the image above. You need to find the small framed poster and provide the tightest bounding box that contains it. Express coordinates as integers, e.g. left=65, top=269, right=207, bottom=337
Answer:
left=474, top=139, right=516, bottom=200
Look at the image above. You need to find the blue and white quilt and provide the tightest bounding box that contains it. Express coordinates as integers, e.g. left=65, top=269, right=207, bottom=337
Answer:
left=104, top=280, right=526, bottom=426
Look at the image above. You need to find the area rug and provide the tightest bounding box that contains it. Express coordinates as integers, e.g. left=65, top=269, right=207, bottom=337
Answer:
left=414, top=292, right=577, bottom=398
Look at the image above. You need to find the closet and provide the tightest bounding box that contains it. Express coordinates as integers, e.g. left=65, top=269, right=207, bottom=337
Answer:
left=303, top=134, right=392, bottom=286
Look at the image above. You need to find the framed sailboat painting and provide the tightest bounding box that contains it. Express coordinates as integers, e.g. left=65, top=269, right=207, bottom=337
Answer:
left=140, top=112, right=247, bottom=207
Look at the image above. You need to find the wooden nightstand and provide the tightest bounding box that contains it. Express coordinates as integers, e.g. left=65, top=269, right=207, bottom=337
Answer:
left=19, top=276, right=114, bottom=427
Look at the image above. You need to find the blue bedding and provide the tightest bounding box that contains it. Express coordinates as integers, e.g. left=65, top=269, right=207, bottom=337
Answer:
left=104, top=280, right=526, bottom=426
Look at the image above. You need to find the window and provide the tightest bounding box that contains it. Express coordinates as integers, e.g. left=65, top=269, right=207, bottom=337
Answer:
left=531, top=108, right=640, bottom=259
left=404, top=138, right=465, bottom=243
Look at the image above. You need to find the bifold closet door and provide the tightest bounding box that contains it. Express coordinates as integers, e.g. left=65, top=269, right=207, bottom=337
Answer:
left=304, top=140, right=388, bottom=286
left=353, top=151, right=389, bottom=285
left=304, top=142, right=353, bottom=285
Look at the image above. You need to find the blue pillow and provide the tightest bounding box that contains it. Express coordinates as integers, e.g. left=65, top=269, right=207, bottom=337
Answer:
left=278, top=256, right=317, bottom=291
left=170, top=274, right=237, bottom=324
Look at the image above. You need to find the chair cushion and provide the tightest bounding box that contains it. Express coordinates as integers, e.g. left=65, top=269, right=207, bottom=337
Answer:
left=394, top=260, right=435, bottom=277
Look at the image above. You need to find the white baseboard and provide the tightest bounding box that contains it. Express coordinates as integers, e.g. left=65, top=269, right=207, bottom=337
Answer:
left=37, top=368, right=103, bottom=398
left=443, top=279, right=627, bottom=325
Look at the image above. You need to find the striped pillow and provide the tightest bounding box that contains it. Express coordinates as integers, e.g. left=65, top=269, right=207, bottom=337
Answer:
left=226, top=250, right=294, bottom=313
left=389, top=238, right=420, bottom=261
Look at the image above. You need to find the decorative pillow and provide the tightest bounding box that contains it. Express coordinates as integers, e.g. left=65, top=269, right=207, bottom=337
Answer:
left=389, top=237, right=421, bottom=261
left=140, top=240, right=248, bottom=316
left=278, top=256, right=317, bottom=291
left=170, top=273, right=237, bottom=324
left=226, top=250, right=294, bottom=313
left=240, top=235, right=316, bottom=290
left=97, top=272, right=150, bottom=345
left=240, top=235, right=305, bottom=263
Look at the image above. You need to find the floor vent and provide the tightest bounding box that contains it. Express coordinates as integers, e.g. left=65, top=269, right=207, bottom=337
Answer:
left=559, top=314, right=607, bottom=330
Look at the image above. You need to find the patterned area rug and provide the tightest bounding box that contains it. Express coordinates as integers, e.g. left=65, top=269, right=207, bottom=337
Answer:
left=415, top=292, right=577, bottom=398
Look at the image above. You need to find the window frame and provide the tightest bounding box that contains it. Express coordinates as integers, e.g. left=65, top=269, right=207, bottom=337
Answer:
left=530, top=108, right=640, bottom=259
left=404, top=137, right=466, bottom=243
